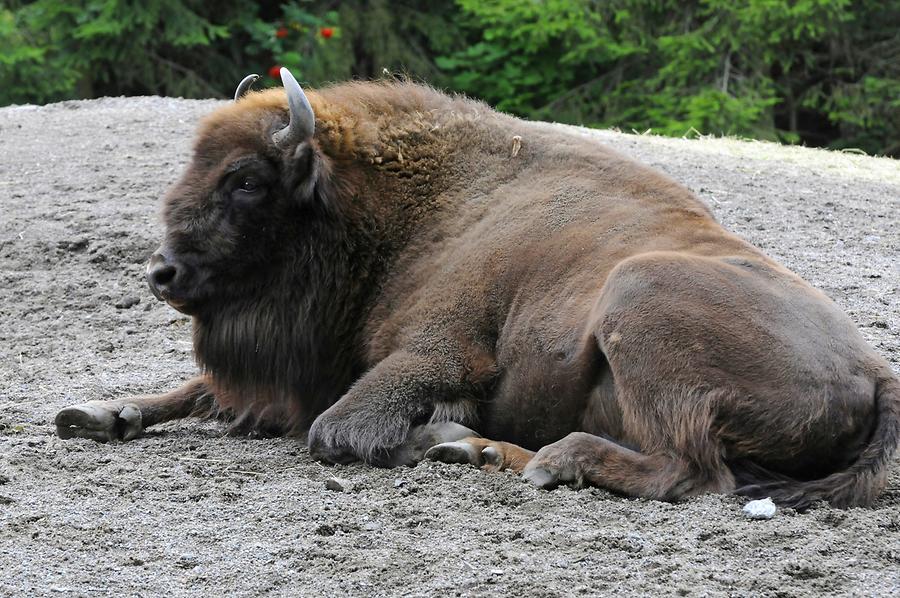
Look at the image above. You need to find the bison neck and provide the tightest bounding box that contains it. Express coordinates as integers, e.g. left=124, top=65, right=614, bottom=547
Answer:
left=191, top=274, right=366, bottom=436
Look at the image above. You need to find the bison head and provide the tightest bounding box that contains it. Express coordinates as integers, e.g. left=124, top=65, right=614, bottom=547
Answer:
left=146, top=68, right=324, bottom=315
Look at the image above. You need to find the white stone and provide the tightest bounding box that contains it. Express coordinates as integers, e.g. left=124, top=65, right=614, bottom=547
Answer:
left=743, top=497, right=777, bottom=520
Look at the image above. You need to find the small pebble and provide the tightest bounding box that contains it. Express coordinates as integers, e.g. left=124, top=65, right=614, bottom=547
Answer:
left=114, top=296, right=140, bottom=309
left=176, top=554, right=198, bottom=569
left=325, top=477, right=350, bottom=492
left=743, top=497, right=777, bottom=520
left=393, top=479, right=407, bottom=488
left=315, top=524, right=335, bottom=536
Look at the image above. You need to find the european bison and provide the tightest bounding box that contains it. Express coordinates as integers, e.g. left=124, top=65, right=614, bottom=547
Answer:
left=56, top=69, right=899, bottom=510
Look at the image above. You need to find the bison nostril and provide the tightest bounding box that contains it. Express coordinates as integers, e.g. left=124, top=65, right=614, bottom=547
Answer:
left=150, top=264, right=177, bottom=287
left=146, top=251, right=181, bottom=300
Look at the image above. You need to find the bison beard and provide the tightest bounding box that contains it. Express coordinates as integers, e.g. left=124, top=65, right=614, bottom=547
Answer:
left=55, top=69, right=900, bottom=510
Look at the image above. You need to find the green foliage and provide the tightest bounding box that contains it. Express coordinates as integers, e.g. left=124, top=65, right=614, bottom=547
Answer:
left=0, top=0, right=457, bottom=102
left=1, top=0, right=898, bottom=156
left=438, top=0, right=900, bottom=155
left=0, top=0, right=237, bottom=103
left=242, top=4, right=338, bottom=85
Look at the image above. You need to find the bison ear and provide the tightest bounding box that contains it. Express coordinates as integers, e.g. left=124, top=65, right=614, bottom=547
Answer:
left=273, top=67, right=315, bottom=150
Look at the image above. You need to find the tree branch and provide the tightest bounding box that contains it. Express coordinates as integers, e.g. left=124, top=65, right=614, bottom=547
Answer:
left=148, top=51, right=225, bottom=99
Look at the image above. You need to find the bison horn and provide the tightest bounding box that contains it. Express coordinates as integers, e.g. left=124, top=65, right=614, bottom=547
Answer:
left=234, top=74, right=260, bottom=101
left=273, top=67, right=315, bottom=148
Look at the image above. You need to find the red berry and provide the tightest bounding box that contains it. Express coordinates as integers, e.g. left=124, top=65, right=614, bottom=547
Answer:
left=275, top=27, right=289, bottom=39
left=320, top=27, right=334, bottom=39
left=268, top=65, right=281, bottom=79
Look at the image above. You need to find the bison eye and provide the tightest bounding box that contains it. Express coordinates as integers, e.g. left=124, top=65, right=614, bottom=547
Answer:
left=232, top=175, right=266, bottom=202
left=239, top=177, right=260, bottom=193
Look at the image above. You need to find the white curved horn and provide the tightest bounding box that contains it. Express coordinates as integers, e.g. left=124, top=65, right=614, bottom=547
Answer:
left=272, top=67, right=315, bottom=148
left=234, top=74, right=260, bottom=101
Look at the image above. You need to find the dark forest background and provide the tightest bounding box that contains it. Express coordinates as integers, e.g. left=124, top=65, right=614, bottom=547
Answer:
left=2, top=0, right=898, bottom=156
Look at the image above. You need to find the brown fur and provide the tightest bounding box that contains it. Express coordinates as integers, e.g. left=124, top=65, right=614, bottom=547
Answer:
left=55, top=81, right=900, bottom=509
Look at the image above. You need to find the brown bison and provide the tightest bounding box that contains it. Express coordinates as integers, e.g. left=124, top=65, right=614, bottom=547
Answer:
left=56, top=69, right=899, bottom=510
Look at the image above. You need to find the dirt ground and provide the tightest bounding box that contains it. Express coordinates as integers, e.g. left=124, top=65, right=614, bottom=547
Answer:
left=1, top=96, right=898, bottom=597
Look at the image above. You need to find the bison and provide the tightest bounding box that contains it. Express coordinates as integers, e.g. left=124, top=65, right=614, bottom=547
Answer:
left=55, top=69, right=899, bottom=510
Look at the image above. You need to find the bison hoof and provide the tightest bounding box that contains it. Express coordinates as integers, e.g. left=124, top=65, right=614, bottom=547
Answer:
left=480, top=445, right=503, bottom=467
left=391, top=422, right=479, bottom=466
left=425, top=438, right=501, bottom=468
left=55, top=402, right=143, bottom=442
left=522, top=466, right=561, bottom=489
left=523, top=452, right=583, bottom=489
left=308, top=443, right=359, bottom=466
left=425, top=441, right=482, bottom=465
left=310, top=422, right=479, bottom=467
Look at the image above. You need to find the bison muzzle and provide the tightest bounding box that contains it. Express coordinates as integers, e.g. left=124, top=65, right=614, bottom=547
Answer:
left=55, top=68, right=900, bottom=510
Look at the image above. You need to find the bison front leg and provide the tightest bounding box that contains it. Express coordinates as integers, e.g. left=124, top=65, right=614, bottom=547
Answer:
left=308, top=350, right=479, bottom=466
left=55, top=376, right=214, bottom=442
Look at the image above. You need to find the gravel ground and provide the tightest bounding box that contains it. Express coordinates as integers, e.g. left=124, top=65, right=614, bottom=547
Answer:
left=0, top=96, right=898, bottom=597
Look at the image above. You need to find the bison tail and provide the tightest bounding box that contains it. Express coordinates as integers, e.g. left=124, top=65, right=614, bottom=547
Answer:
left=734, top=373, right=900, bottom=510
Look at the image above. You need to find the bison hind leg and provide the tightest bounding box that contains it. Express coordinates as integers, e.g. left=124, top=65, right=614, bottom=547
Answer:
left=523, top=431, right=735, bottom=500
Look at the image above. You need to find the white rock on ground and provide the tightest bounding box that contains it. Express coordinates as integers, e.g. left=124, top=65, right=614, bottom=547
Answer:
left=743, top=497, right=778, bottom=520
